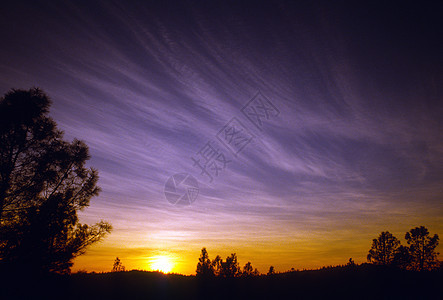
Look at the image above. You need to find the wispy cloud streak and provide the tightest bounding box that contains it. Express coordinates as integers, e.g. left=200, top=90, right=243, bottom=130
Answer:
left=0, top=0, right=441, bottom=273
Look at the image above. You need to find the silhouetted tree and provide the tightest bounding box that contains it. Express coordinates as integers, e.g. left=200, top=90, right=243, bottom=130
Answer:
left=347, top=258, right=356, bottom=267
left=367, top=231, right=400, bottom=265
left=0, top=88, right=111, bottom=274
left=267, top=266, right=275, bottom=275
left=252, top=268, right=260, bottom=276
left=112, top=257, right=125, bottom=272
left=211, top=255, right=222, bottom=276
left=392, top=245, right=411, bottom=269
left=242, top=261, right=254, bottom=277
left=220, top=253, right=240, bottom=277
left=405, top=226, right=439, bottom=271
left=196, top=247, right=214, bottom=277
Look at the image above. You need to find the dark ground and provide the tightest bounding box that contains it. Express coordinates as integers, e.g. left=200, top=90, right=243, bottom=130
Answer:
left=1, top=264, right=441, bottom=300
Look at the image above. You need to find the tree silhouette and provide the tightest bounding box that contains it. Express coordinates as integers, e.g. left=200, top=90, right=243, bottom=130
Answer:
left=220, top=253, right=240, bottom=277
left=0, top=88, right=111, bottom=274
left=196, top=247, right=214, bottom=277
left=242, top=261, right=254, bottom=277
left=367, top=231, right=400, bottom=265
left=267, top=266, right=275, bottom=275
left=405, top=226, right=439, bottom=271
left=392, top=245, right=411, bottom=269
left=196, top=250, right=260, bottom=278
left=347, top=258, right=356, bottom=267
left=112, top=257, right=125, bottom=272
left=211, top=255, right=222, bottom=276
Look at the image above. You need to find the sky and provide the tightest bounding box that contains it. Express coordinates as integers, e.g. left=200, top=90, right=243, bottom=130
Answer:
left=1, top=0, right=442, bottom=274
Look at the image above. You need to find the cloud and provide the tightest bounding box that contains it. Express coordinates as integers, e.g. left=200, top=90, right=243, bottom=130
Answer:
left=1, top=0, right=441, bottom=273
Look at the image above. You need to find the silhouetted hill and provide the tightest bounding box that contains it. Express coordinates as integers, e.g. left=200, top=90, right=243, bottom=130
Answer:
left=1, top=264, right=441, bottom=300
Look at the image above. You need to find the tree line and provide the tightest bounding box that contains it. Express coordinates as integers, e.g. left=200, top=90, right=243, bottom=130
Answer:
left=197, top=226, right=440, bottom=277
left=367, top=226, right=439, bottom=271
left=196, top=247, right=264, bottom=277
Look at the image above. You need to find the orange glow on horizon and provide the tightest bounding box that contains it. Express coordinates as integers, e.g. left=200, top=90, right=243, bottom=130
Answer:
left=149, top=255, right=175, bottom=273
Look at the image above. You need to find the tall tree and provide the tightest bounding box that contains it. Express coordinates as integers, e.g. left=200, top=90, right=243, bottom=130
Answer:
left=0, top=88, right=111, bottom=274
left=367, top=231, right=400, bottom=265
left=405, top=226, right=439, bottom=271
left=196, top=247, right=214, bottom=277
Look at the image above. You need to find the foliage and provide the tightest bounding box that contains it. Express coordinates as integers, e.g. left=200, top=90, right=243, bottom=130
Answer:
left=367, top=231, right=400, bottom=265
left=347, top=258, right=356, bottom=267
left=196, top=247, right=214, bottom=277
left=112, top=257, right=125, bottom=272
left=405, top=226, right=439, bottom=271
left=220, top=253, right=240, bottom=277
left=267, top=265, right=275, bottom=275
left=367, top=226, right=439, bottom=271
left=211, top=255, right=222, bottom=277
left=392, top=245, right=411, bottom=269
left=0, top=88, right=111, bottom=274
left=242, top=261, right=253, bottom=276
left=196, top=249, right=245, bottom=278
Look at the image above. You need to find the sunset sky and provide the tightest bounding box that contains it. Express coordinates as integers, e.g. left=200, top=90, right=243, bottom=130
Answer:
left=1, top=1, right=442, bottom=274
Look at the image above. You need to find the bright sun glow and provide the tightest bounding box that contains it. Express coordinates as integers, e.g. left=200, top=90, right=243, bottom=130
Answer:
left=149, top=255, right=174, bottom=273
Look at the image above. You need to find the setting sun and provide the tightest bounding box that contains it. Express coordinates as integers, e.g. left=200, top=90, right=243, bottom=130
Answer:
left=149, top=256, right=174, bottom=273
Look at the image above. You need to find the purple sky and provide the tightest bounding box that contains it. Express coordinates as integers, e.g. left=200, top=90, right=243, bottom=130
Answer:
left=1, top=1, right=442, bottom=273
